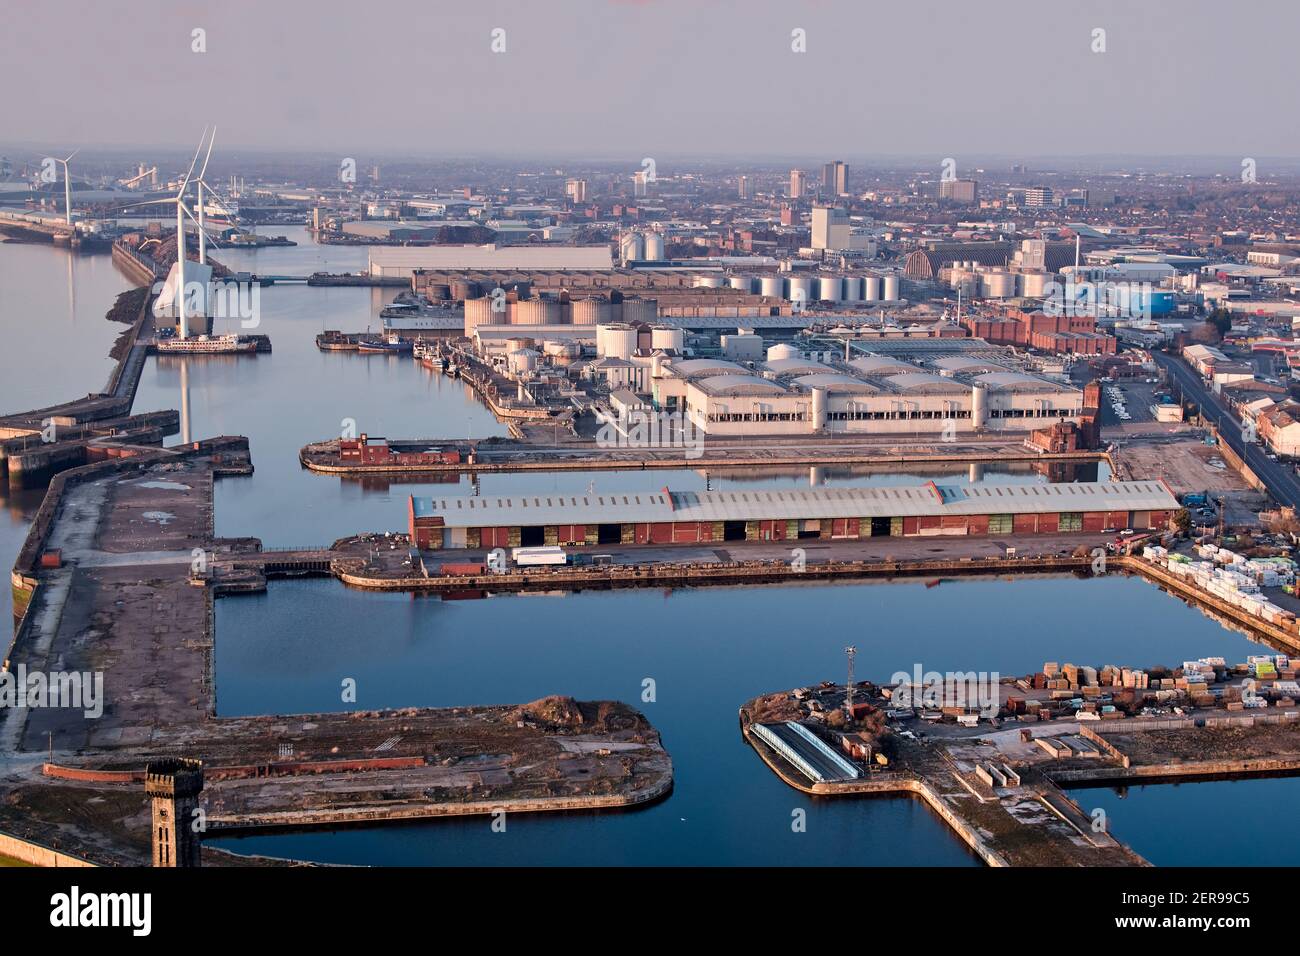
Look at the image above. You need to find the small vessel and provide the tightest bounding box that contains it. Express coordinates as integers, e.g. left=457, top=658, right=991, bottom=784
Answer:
left=413, top=342, right=445, bottom=370
left=155, top=333, right=257, bottom=354
left=356, top=333, right=412, bottom=354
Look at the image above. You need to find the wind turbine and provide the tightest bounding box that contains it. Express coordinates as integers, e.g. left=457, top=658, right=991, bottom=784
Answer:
left=55, top=150, right=78, bottom=226
left=122, top=129, right=211, bottom=338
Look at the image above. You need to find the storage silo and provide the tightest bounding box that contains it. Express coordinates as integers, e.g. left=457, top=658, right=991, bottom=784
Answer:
left=644, top=231, right=665, bottom=261
left=811, top=386, right=828, bottom=433
left=728, top=274, right=755, bottom=293
left=650, top=326, right=685, bottom=351
left=767, top=343, right=799, bottom=361
left=463, top=296, right=495, bottom=334
left=598, top=323, right=638, bottom=360
left=760, top=275, right=785, bottom=299
left=863, top=276, right=881, bottom=301
left=512, top=298, right=562, bottom=326
left=787, top=274, right=813, bottom=304
left=1020, top=271, right=1052, bottom=298
left=693, top=274, right=723, bottom=289
left=881, top=276, right=900, bottom=301
left=507, top=348, right=539, bottom=375
left=451, top=277, right=481, bottom=301
left=570, top=297, right=612, bottom=326
left=621, top=298, right=659, bottom=324
left=982, top=271, right=1017, bottom=299
left=842, top=276, right=864, bottom=301
left=425, top=282, right=451, bottom=301
left=971, top=383, right=989, bottom=429
left=816, top=275, right=842, bottom=302
left=620, top=232, right=644, bottom=264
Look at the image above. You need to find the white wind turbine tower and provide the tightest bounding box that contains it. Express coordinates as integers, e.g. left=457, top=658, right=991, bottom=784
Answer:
left=124, top=130, right=211, bottom=338
left=57, top=150, right=79, bottom=227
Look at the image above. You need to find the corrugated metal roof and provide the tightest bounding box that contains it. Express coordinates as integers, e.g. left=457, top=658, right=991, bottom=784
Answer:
left=412, top=481, right=1177, bottom=528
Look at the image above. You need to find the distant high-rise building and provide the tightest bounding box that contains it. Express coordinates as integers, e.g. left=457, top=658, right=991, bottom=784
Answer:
left=822, top=160, right=849, bottom=196
left=811, top=205, right=851, bottom=250
left=370, top=165, right=381, bottom=184
left=633, top=170, right=648, bottom=198
left=1024, top=186, right=1055, bottom=207
left=565, top=178, right=587, bottom=203
left=738, top=175, right=751, bottom=200
left=790, top=169, right=806, bottom=199
left=939, top=179, right=979, bottom=203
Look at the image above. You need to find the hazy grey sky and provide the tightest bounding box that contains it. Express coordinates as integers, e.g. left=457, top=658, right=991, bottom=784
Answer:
left=3, top=0, right=1296, bottom=159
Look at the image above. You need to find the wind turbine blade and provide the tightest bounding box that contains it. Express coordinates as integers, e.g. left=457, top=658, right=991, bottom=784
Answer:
left=63, top=150, right=79, bottom=163
left=177, top=127, right=209, bottom=197
left=197, top=126, right=216, bottom=181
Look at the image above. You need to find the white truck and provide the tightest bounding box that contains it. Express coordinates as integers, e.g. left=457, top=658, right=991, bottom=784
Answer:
left=511, top=546, right=568, bottom=567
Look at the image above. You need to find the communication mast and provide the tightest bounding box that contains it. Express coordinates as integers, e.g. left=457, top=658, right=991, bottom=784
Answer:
left=844, top=645, right=858, bottom=716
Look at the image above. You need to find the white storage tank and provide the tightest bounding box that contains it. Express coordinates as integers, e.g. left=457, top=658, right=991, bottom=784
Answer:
left=842, top=276, right=864, bottom=301
left=971, top=383, right=989, bottom=429
left=1020, top=270, right=1053, bottom=298
left=598, top=323, right=638, bottom=360
left=881, top=276, right=900, bottom=301
left=981, top=271, right=1017, bottom=299
left=693, top=274, right=723, bottom=289
left=570, top=297, right=612, bottom=326
left=620, top=232, right=644, bottom=263
left=759, top=274, right=785, bottom=298
left=542, top=340, right=581, bottom=363
left=787, top=274, right=813, bottom=305
left=507, top=348, right=539, bottom=375
left=811, top=386, right=828, bottom=433
left=650, top=326, right=685, bottom=351
left=644, top=231, right=665, bottom=261
left=863, top=276, right=881, bottom=301
left=816, top=275, right=842, bottom=302
left=728, top=274, right=755, bottom=293
left=767, top=343, right=800, bottom=361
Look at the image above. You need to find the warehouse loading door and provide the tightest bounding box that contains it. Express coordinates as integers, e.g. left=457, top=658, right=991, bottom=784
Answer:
left=520, top=525, right=544, bottom=547
left=870, top=517, right=892, bottom=537
left=597, top=523, right=622, bottom=545
left=723, top=520, right=747, bottom=541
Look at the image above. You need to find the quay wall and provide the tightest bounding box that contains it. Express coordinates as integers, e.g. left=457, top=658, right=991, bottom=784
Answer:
left=0, top=830, right=95, bottom=868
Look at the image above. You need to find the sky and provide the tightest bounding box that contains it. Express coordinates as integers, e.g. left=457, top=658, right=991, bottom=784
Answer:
left=2, top=0, right=1297, bottom=161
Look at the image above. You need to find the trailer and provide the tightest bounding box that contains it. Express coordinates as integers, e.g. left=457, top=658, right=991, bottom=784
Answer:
left=511, top=546, right=568, bottom=567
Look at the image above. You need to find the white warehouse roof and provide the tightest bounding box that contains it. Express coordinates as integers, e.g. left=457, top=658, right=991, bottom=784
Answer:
left=369, top=244, right=613, bottom=276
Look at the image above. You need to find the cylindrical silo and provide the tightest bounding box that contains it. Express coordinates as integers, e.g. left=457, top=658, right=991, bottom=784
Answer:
left=425, top=282, right=451, bottom=300
left=760, top=275, right=785, bottom=299
left=1020, top=271, right=1052, bottom=298
left=816, top=275, right=842, bottom=302
left=728, top=274, right=755, bottom=293
left=971, top=384, right=988, bottom=429
left=650, top=326, right=685, bottom=351
left=463, top=296, right=495, bottom=334
left=882, top=276, right=900, bottom=301
left=787, top=274, right=813, bottom=304
left=621, top=298, right=659, bottom=324
left=451, top=277, right=481, bottom=301
left=811, top=386, right=828, bottom=433
left=863, top=276, right=881, bottom=301
left=981, top=271, right=1017, bottom=299
left=644, top=232, right=665, bottom=261
left=767, top=343, right=799, bottom=361
left=507, top=349, right=539, bottom=375
left=693, top=274, right=723, bottom=289
left=620, top=232, right=644, bottom=264
left=512, top=299, right=562, bottom=326
left=842, top=276, right=864, bottom=301
left=598, top=323, right=638, bottom=360
left=570, top=297, right=612, bottom=326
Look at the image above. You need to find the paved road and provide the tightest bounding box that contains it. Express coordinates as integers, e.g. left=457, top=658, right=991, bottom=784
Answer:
left=1153, top=350, right=1300, bottom=509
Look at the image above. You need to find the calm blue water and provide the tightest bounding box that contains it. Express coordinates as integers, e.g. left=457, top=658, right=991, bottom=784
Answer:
left=5, top=231, right=1297, bottom=866
left=208, top=574, right=1273, bottom=866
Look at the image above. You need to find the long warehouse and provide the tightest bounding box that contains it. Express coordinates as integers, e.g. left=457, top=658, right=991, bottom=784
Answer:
left=408, top=480, right=1179, bottom=550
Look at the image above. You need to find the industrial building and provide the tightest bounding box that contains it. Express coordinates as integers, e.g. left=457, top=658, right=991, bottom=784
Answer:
left=650, top=339, right=1087, bottom=437
left=407, top=480, right=1178, bottom=550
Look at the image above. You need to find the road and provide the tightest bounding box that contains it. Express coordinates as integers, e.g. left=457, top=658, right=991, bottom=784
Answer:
left=1153, top=350, right=1300, bottom=509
